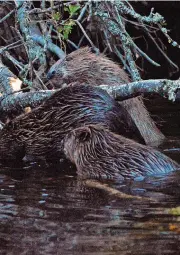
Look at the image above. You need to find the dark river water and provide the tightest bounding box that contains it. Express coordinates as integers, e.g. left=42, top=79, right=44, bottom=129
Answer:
left=0, top=98, right=180, bottom=255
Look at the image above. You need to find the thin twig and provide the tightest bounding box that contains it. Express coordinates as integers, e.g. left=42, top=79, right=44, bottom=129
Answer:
left=114, top=46, right=131, bottom=74
left=28, top=5, right=61, bottom=14
left=75, top=20, right=96, bottom=49
left=0, top=40, right=22, bottom=54
left=3, top=52, right=23, bottom=70
left=0, top=9, right=15, bottom=24
left=77, top=2, right=88, bottom=22
left=67, top=39, right=79, bottom=49
left=133, top=41, right=160, bottom=67
left=144, top=24, right=179, bottom=71
left=33, top=68, right=47, bottom=90
left=78, top=34, right=85, bottom=47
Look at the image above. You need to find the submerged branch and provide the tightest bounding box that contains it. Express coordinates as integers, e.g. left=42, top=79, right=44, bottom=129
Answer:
left=85, top=180, right=152, bottom=201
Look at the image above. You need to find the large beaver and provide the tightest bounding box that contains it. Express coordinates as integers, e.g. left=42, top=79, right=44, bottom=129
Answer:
left=47, top=47, right=165, bottom=146
left=63, top=125, right=179, bottom=180
left=0, top=84, right=142, bottom=162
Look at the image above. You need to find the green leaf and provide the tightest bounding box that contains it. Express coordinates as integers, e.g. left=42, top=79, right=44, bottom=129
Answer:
left=63, top=25, right=71, bottom=40
left=57, top=26, right=63, bottom=33
left=52, top=12, right=61, bottom=21
left=67, top=19, right=76, bottom=26
left=64, top=6, right=69, bottom=12
left=69, top=4, right=80, bottom=16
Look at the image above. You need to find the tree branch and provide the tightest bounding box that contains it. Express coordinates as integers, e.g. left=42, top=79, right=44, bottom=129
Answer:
left=15, top=0, right=46, bottom=64
left=100, top=79, right=180, bottom=102
left=31, top=32, right=65, bottom=59
left=0, top=9, right=15, bottom=24
left=0, top=90, right=55, bottom=114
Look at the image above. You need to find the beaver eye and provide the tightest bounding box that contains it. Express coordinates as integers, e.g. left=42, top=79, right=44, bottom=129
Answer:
left=66, top=55, right=73, bottom=61
left=77, top=130, right=91, bottom=142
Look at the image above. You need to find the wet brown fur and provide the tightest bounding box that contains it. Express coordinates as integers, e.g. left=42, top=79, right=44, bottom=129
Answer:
left=48, top=47, right=130, bottom=87
left=0, top=84, right=142, bottom=162
left=64, top=125, right=179, bottom=180
left=48, top=47, right=165, bottom=146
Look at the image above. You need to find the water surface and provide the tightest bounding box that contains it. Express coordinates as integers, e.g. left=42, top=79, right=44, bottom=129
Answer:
left=0, top=98, right=180, bottom=255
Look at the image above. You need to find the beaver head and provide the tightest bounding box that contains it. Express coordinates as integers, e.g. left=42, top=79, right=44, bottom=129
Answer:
left=47, top=47, right=130, bottom=88
left=64, top=125, right=179, bottom=180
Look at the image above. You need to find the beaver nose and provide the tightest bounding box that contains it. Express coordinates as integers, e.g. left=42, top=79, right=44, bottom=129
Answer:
left=47, top=70, right=55, bottom=79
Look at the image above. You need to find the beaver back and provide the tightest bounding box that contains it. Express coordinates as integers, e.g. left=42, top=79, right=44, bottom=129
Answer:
left=0, top=84, right=142, bottom=162
left=63, top=125, right=179, bottom=180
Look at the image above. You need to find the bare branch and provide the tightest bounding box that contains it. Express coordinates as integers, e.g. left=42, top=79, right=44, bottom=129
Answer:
left=28, top=4, right=61, bottom=15
left=0, top=9, right=15, bottom=24
left=100, top=79, right=180, bottom=102
left=31, top=33, right=65, bottom=59
left=0, top=90, right=55, bottom=114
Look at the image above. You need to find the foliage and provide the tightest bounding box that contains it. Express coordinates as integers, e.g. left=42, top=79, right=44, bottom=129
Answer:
left=53, top=4, right=81, bottom=41
left=0, top=0, right=180, bottom=90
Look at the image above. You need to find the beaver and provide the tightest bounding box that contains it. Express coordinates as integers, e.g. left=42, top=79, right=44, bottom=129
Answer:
left=63, top=124, right=179, bottom=180
left=47, top=47, right=165, bottom=146
left=0, top=84, right=142, bottom=162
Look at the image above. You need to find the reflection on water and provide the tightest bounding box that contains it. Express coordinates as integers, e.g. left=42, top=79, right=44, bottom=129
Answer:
left=0, top=99, right=180, bottom=255
left=0, top=161, right=180, bottom=254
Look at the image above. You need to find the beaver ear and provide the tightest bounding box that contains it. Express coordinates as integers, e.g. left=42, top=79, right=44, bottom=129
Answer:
left=77, top=128, right=91, bottom=142
left=89, top=47, right=100, bottom=55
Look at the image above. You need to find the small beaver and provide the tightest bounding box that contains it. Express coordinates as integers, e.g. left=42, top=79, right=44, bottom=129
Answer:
left=0, top=84, right=142, bottom=162
left=47, top=47, right=165, bottom=146
left=63, top=125, right=179, bottom=180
